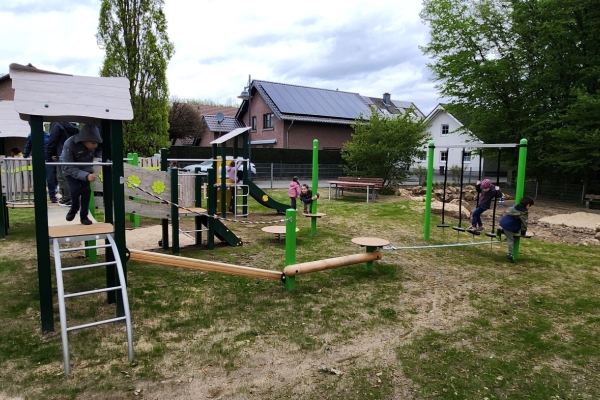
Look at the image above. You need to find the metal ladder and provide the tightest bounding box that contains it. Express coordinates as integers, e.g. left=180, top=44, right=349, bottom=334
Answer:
left=234, top=184, right=249, bottom=218
left=52, top=233, right=134, bottom=375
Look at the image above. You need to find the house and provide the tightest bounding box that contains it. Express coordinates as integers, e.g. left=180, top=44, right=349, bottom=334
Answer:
left=0, top=73, right=15, bottom=101
left=0, top=73, right=27, bottom=155
left=417, top=103, right=483, bottom=176
left=234, top=80, right=423, bottom=150
left=173, top=105, right=240, bottom=146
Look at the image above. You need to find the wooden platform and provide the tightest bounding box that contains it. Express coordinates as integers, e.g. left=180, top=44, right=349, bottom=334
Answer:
left=47, top=205, right=113, bottom=238
left=351, top=237, right=390, bottom=247
left=261, top=226, right=299, bottom=241
left=303, top=212, right=326, bottom=218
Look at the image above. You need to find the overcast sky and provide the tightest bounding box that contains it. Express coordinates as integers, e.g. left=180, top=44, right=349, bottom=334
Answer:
left=0, top=0, right=443, bottom=116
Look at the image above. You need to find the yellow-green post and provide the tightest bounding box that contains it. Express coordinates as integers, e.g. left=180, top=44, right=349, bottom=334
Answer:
left=128, top=153, right=140, bottom=227
left=513, top=139, right=528, bottom=259
left=423, top=141, right=435, bottom=240
left=365, top=246, right=376, bottom=271
left=284, top=209, right=297, bottom=291
left=311, top=139, right=319, bottom=235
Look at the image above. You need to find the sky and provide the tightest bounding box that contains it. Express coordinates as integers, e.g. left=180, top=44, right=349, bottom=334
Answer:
left=0, top=0, right=443, bottom=116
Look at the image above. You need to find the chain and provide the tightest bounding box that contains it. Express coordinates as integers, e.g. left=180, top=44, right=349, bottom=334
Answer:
left=383, top=239, right=504, bottom=251
left=127, top=181, right=289, bottom=225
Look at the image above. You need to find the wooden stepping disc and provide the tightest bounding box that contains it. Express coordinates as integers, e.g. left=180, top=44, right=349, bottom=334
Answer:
left=351, top=237, right=390, bottom=247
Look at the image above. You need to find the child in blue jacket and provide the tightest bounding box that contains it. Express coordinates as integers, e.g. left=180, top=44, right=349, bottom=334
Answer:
left=499, top=196, right=534, bottom=262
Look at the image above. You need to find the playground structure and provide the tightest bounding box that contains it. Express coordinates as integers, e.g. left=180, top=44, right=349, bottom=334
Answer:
left=7, top=63, right=135, bottom=375
left=423, top=139, right=529, bottom=259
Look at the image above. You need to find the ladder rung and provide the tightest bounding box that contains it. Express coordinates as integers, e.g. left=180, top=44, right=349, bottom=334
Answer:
left=64, top=286, right=122, bottom=298
left=59, top=244, right=112, bottom=253
left=67, top=316, right=127, bottom=332
left=62, top=261, right=117, bottom=272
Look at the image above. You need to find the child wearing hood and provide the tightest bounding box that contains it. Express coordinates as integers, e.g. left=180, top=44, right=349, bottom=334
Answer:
left=60, top=124, right=102, bottom=225
left=467, top=179, right=502, bottom=232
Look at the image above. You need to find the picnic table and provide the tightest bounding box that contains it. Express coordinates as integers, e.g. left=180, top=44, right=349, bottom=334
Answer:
left=327, top=180, right=376, bottom=203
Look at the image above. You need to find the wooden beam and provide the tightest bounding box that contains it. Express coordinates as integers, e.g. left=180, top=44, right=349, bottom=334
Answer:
left=128, top=249, right=283, bottom=281
left=283, top=251, right=383, bottom=276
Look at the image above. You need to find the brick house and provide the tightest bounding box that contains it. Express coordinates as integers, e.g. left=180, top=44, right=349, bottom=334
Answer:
left=234, top=80, right=424, bottom=150
left=0, top=73, right=28, bottom=155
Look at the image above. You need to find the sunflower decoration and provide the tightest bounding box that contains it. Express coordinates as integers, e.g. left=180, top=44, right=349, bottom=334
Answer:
left=126, top=175, right=141, bottom=189
left=262, top=194, right=269, bottom=202
left=98, top=171, right=103, bottom=183
left=152, top=180, right=166, bottom=194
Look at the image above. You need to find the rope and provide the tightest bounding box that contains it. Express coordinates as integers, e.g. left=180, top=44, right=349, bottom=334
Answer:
left=127, top=182, right=288, bottom=225
left=384, top=239, right=504, bottom=251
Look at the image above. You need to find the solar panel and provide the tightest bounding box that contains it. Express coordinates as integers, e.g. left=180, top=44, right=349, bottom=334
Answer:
left=259, top=81, right=371, bottom=119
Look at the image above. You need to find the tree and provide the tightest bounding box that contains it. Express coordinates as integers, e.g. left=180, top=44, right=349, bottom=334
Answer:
left=168, top=100, right=204, bottom=145
left=342, top=107, right=430, bottom=190
left=97, top=0, right=174, bottom=156
left=421, top=0, right=600, bottom=183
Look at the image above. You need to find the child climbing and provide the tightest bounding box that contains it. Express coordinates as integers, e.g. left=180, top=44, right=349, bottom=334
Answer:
left=299, top=184, right=320, bottom=213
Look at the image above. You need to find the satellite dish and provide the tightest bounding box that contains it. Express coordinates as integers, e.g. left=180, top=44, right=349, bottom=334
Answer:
left=216, top=112, right=224, bottom=123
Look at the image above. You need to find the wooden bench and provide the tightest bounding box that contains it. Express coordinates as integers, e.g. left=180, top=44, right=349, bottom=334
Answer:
left=328, top=177, right=384, bottom=202
left=584, top=194, right=600, bottom=209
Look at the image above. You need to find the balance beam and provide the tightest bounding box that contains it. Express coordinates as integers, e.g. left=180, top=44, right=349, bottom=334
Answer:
left=128, top=249, right=283, bottom=281
left=283, top=251, right=383, bottom=277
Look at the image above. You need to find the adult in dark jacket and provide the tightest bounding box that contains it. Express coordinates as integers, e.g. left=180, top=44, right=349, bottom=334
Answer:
left=499, top=196, right=534, bottom=263
left=23, top=131, right=58, bottom=202
left=468, top=179, right=502, bottom=232
left=46, top=122, right=79, bottom=206
left=61, top=125, right=102, bottom=225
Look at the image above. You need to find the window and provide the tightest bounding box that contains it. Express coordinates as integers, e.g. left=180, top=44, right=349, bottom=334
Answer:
left=463, top=151, right=472, bottom=163
left=251, top=116, right=257, bottom=131
left=441, top=124, right=449, bottom=135
left=263, top=113, right=274, bottom=129
left=440, top=150, right=448, bottom=162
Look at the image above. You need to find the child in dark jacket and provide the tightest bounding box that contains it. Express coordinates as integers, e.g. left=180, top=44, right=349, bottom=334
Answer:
left=499, top=196, right=534, bottom=262
left=468, top=179, right=502, bottom=232
left=61, top=124, right=102, bottom=225
left=299, top=184, right=320, bottom=213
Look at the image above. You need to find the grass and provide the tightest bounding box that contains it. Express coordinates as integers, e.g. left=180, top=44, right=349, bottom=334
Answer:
left=0, top=191, right=599, bottom=399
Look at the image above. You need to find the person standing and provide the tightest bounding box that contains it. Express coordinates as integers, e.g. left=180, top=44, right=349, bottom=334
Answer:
left=289, top=176, right=301, bottom=210
left=499, top=196, right=534, bottom=263
left=299, top=184, right=320, bottom=213
left=23, top=131, right=58, bottom=203
left=467, top=179, right=502, bottom=232
left=47, top=122, right=79, bottom=206
left=61, top=125, right=102, bottom=225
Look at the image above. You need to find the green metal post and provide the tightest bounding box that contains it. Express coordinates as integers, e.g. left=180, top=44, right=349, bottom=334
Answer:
left=208, top=145, right=217, bottom=249
left=31, top=115, right=54, bottom=332
left=171, top=167, right=179, bottom=254
left=311, top=139, right=319, bottom=235
left=160, top=148, right=169, bottom=249
left=85, top=180, right=97, bottom=263
left=0, top=154, right=6, bottom=238
left=284, top=208, right=297, bottom=291
left=513, top=139, right=528, bottom=259
left=242, top=130, right=249, bottom=216
left=101, top=120, right=116, bottom=304
left=127, top=153, right=140, bottom=227
left=220, top=143, right=227, bottom=218
left=423, top=141, right=435, bottom=240
left=194, top=167, right=202, bottom=246
left=365, top=246, right=376, bottom=271
left=110, top=120, right=127, bottom=318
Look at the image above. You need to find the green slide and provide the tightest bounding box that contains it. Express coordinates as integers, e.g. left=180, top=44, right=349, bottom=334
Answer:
left=244, top=179, right=289, bottom=214
left=199, top=215, right=243, bottom=246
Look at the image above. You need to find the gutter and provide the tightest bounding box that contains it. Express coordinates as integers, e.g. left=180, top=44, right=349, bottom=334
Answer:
left=286, top=120, right=294, bottom=149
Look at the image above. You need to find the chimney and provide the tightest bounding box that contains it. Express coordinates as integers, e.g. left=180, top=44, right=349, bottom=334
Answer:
left=383, top=93, right=391, bottom=106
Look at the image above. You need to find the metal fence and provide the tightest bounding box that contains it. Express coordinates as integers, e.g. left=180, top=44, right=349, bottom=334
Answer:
left=254, top=163, right=345, bottom=181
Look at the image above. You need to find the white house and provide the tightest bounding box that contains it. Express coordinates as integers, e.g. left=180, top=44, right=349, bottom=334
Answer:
left=417, top=103, right=483, bottom=176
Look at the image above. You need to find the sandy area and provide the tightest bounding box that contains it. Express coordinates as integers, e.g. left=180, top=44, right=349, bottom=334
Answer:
left=538, top=211, right=600, bottom=229
left=126, top=225, right=197, bottom=250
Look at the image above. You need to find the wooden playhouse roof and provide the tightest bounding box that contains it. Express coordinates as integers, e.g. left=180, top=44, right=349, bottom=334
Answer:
left=0, top=100, right=31, bottom=138
left=9, top=63, right=133, bottom=124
